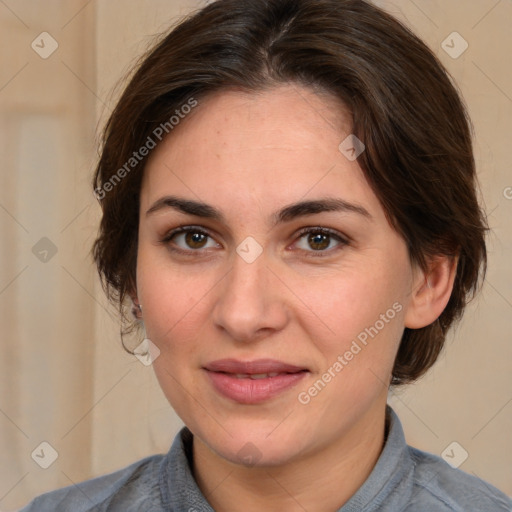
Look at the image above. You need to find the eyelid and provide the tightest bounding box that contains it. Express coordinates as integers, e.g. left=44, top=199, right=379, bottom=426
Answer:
left=161, top=225, right=210, bottom=241
left=294, top=226, right=350, bottom=244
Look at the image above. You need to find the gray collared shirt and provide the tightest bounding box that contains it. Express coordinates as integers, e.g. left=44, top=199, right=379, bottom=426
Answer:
left=20, top=406, right=512, bottom=511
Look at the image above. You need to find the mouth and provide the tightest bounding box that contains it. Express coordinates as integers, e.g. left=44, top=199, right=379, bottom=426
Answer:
left=203, top=359, right=309, bottom=404
left=225, top=372, right=289, bottom=379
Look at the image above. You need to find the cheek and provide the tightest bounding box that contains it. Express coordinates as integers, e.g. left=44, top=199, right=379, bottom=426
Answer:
left=138, top=259, right=209, bottom=413
left=289, top=263, right=408, bottom=400
left=136, top=241, right=214, bottom=333
left=290, top=261, right=407, bottom=346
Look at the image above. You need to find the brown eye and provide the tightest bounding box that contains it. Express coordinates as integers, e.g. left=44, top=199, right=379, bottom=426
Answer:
left=162, top=227, right=220, bottom=253
left=307, top=232, right=331, bottom=251
left=293, top=227, right=348, bottom=255
left=184, top=231, right=208, bottom=249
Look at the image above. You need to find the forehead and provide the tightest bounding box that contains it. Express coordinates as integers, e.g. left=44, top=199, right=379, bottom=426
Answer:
left=153, top=84, right=351, bottom=151
left=141, top=85, right=383, bottom=222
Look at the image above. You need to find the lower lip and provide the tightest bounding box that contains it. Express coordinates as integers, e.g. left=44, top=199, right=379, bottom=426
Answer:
left=205, top=370, right=307, bottom=404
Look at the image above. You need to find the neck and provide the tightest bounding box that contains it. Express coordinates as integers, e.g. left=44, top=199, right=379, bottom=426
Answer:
left=191, top=405, right=388, bottom=512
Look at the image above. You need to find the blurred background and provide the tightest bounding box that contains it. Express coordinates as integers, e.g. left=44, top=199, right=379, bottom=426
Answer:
left=0, top=1, right=510, bottom=509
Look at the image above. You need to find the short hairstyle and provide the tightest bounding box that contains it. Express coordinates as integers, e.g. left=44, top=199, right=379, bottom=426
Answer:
left=92, top=0, right=488, bottom=386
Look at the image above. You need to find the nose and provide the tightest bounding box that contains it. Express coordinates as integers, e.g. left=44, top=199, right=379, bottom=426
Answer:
left=211, top=249, right=289, bottom=343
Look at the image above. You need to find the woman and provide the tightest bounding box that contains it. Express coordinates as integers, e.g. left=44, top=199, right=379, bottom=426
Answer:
left=21, top=0, right=512, bottom=510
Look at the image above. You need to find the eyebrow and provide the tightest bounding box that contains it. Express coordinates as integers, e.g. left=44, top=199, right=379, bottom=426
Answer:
left=146, top=195, right=372, bottom=227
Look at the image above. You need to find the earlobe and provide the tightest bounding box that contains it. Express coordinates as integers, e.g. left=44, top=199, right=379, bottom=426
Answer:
left=130, top=295, right=143, bottom=319
left=404, top=255, right=458, bottom=329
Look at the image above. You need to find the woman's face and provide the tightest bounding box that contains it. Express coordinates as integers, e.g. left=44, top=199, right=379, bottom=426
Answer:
left=136, top=85, right=417, bottom=466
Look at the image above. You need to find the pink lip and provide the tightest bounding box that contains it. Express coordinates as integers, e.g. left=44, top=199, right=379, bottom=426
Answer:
left=203, top=359, right=309, bottom=404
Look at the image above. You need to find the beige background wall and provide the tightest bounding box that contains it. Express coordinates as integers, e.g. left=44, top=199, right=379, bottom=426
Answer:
left=0, top=1, right=510, bottom=510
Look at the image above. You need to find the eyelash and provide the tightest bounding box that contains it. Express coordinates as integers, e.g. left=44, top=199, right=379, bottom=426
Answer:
left=160, top=225, right=349, bottom=258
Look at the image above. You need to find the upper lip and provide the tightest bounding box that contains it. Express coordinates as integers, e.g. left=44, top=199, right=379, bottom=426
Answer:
left=203, top=358, right=308, bottom=374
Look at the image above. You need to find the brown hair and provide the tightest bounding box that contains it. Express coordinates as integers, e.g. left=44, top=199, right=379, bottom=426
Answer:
left=92, top=0, right=488, bottom=386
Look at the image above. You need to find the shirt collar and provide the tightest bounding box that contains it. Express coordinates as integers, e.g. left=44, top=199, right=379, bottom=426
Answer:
left=159, top=405, right=413, bottom=511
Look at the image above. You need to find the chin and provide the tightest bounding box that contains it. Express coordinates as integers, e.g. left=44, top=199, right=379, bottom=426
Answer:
left=192, top=417, right=313, bottom=468
left=215, top=436, right=305, bottom=468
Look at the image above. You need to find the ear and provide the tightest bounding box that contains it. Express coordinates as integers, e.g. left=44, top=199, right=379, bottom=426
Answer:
left=128, top=288, right=143, bottom=320
left=404, top=254, right=458, bottom=329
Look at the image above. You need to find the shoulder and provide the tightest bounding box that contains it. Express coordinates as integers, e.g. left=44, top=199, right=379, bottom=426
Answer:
left=406, top=445, right=512, bottom=511
left=19, top=454, right=166, bottom=512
